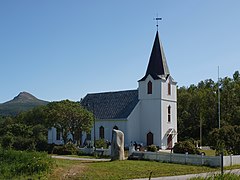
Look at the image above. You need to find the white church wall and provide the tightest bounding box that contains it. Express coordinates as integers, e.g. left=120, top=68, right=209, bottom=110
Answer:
left=139, top=75, right=162, bottom=100
left=139, top=99, right=161, bottom=146
left=48, top=127, right=63, bottom=145
left=94, top=119, right=128, bottom=144
left=161, top=79, right=177, bottom=149
left=138, top=74, right=177, bottom=149
left=161, top=77, right=177, bottom=101
left=127, top=102, right=141, bottom=146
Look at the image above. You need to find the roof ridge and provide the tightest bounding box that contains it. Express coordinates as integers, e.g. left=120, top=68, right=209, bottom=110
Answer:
left=86, top=89, right=138, bottom=95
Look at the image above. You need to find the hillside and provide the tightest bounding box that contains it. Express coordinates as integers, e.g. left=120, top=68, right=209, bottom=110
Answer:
left=0, top=92, right=49, bottom=116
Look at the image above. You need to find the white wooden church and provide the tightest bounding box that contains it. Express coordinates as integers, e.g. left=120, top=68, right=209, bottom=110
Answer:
left=48, top=30, right=177, bottom=149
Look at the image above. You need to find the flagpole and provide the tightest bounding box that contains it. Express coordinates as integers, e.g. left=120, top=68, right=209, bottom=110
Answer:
left=218, top=66, right=220, bottom=129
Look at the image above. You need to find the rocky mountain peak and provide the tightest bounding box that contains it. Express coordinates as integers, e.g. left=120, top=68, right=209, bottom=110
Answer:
left=13, top=91, right=38, bottom=102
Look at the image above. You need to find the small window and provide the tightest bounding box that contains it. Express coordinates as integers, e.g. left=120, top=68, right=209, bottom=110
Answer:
left=99, top=126, right=104, bottom=139
left=168, top=106, right=171, bottom=122
left=148, top=81, right=152, bottom=94
left=168, top=83, right=171, bottom=95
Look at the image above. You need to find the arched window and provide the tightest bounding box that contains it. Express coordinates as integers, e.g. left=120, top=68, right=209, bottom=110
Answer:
left=147, top=81, right=152, bottom=94
left=99, top=126, right=104, bottom=139
left=168, top=83, right=171, bottom=95
left=168, top=105, right=171, bottom=122
left=147, top=132, right=153, bottom=146
left=113, top=125, right=119, bottom=130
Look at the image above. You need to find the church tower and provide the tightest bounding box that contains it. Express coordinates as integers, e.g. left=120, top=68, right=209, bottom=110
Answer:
left=138, top=31, right=177, bottom=149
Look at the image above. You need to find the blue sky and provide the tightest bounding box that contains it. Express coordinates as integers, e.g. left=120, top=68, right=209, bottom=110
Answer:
left=0, top=1, right=240, bottom=102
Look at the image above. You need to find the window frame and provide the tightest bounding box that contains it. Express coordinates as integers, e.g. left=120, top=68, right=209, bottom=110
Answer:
left=99, top=126, right=104, bottom=139
left=168, top=82, right=171, bottom=95
left=167, top=105, right=171, bottom=123
left=147, top=81, right=152, bottom=94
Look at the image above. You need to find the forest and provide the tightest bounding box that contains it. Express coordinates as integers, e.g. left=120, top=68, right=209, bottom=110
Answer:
left=178, top=71, right=240, bottom=154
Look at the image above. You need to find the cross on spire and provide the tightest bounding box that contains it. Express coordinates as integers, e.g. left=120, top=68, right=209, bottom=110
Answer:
left=154, top=16, right=162, bottom=30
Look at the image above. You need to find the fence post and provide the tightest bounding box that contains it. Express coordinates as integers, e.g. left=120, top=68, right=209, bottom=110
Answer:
left=201, top=153, right=204, bottom=165
left=185, top=152, right=188, bottom=164
left=220, top=152, right=224, bottom=175
left=230, top=154, right=232, bottom=166
left=170, top=151, right=172, bottom=163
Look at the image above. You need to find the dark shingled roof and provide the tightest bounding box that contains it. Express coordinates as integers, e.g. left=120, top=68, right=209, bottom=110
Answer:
left=139, top=31, right=170, bottom=81
left=81, top=90, right=139, bottom=120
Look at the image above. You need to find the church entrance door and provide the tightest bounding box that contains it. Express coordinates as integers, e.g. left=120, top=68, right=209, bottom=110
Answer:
left=147, top=132, right=153, bottom=146
left=167, top=134, right=172, bottom=149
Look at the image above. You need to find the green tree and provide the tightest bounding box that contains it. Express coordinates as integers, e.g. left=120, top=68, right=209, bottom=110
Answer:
left=46, top=100, right=93, bottom=145
left=209, top=125, right=240, bottom=155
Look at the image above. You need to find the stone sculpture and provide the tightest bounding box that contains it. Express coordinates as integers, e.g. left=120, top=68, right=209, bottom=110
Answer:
left=111, top=129, right=125, bottom=160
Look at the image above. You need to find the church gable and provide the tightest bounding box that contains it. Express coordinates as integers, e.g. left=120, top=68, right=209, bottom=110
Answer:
left=139, top=74, right=162, bottom=100
left=81, top=90, right=139, bottom=120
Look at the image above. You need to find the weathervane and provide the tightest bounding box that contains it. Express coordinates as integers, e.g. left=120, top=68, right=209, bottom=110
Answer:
left=154, top=15, right=162, bottom=30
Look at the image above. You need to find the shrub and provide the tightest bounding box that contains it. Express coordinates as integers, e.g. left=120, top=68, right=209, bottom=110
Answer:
left=95, top=139, right=107, bottom=149
left=147, top=145, right=157, bottom=152
left=1, top=133, right=14, bottom=149
left=12, top=136, right=36, bottom=151
left=0, top=148, right=53, bottom=179
left=173, top=140, right=200, bottom=154
left=52, top=143, right=78, bottom=155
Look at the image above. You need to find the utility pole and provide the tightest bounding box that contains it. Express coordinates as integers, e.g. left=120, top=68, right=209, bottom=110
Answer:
left=218, top=66, right=223, bottom=175
left=218, top=66, right=221, bottom=129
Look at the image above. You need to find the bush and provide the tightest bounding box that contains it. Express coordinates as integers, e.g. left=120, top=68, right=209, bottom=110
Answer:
left=0, top=148, right=53, bottom=179
left=95, top=139, right=107, bottom=149
left=147, top=145, right=157, bottom=152
left=1, top=133, right=14, bottom=149
left=12, top=137, right=36, bottom=151
left=52, top=143, right=78, bottom=155
left=173, top=140, right=200, bottom=154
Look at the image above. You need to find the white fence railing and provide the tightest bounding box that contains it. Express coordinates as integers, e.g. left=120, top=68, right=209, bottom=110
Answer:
left=79, top=147, right=111, bottom=156
left=131, top=151, right=240, bottom=167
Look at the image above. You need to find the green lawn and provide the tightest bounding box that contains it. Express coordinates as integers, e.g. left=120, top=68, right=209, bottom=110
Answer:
left=49, top=159, right=220, bottom=180
left=200, top=149, right=216, bottom=156
left=49, top=152, right=240, bottom=179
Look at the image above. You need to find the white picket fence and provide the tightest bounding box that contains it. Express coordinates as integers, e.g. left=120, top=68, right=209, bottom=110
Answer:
left=131, top=151, right=240, bottom=167
left=79, top=146, right=111, bottom=156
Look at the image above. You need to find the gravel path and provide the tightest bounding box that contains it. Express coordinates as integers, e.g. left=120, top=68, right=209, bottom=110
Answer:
left=51, top=155, right=111, bottom=162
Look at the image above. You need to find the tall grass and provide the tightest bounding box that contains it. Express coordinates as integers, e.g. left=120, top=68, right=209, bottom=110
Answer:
left=0, top=148, right=53, bottom=179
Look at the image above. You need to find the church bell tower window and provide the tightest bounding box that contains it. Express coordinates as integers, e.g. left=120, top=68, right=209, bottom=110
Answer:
left=168, top=83, right=171, bottom=95
left=168, top=105, right=171, bottom=122
left=147, top=81, right=152, bottom=94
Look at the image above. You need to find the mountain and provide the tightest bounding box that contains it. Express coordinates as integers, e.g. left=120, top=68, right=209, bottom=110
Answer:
left=0, top=92, right=49, bottom=116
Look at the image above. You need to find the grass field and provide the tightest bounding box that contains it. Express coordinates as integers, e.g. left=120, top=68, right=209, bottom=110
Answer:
left=200, top=149, right=216, bottom=156
left=49, top=159, right=220, bottom=180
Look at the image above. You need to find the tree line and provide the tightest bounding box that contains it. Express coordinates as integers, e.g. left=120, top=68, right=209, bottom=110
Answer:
left=0, top=100, right=93, bottom=151
left=178, top=71, right=240, bottom=154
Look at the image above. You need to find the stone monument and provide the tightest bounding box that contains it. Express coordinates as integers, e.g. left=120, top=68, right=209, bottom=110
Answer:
left=111, top=129, right=125, bottom=160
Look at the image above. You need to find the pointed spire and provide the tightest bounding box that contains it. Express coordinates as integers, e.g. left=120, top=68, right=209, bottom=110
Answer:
left=139, top=31, right=170, bottom=81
